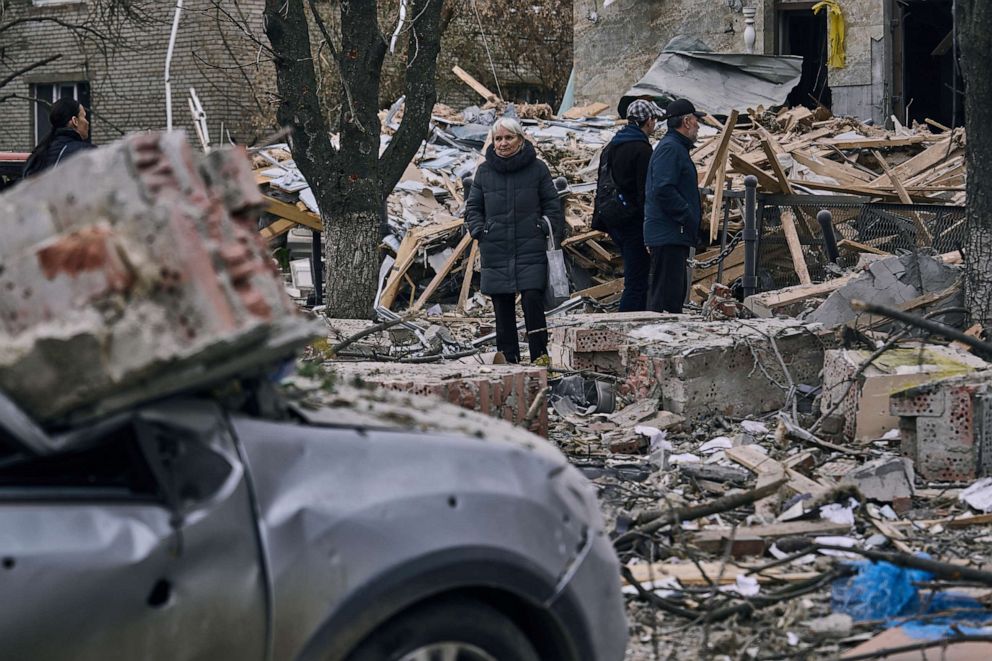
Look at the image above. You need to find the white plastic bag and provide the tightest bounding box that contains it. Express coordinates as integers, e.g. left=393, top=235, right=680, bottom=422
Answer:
left=544, top=216, right=569, bottom=300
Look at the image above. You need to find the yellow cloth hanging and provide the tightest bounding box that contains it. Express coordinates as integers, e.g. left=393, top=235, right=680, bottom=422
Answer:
left=812, top=0, right=846, bottom=69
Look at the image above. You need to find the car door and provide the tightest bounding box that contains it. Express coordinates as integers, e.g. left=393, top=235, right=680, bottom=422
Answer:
left=0, top=398, right=268, bottom=661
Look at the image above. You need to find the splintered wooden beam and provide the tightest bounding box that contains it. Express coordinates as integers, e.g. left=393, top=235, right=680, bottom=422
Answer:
left=452, top=65, right=499, bottom=103
left=837, top=238, right=890, bottom=256
left=412, top=232, right=474, bottom=311
left=709, top=165, right=728, bottom=243
left=867, top=138, right=954, bottom=186
left=729, top=153, right=781, bottom=192
left=872, top=149, right=934, bottom=246
left=790, top=149, right=872, bottom=184
left=259, top=218, right=296, bottom=240
left=379, top=233, right=422, bottom=310
left=780, top=209, right=812, bottom=285
left=575, top=278, right=624, bottom=299
left=457, top=239, right=479, bottom=313
left=263, top=196, right=322, bottom=232
left=701, top=109, right=739, bottom=187
left=760, top=139, right=793, bottom=194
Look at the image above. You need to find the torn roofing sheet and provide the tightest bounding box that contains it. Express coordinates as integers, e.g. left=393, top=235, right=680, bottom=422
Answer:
left=620, top=50, right=803, bottom=117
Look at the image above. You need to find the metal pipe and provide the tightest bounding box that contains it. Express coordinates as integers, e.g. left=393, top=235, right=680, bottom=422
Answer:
left=311, top=230, right=323, bottom=307
left=742, top=175, right=759, bottom=297
left=817, top=210, right=840, bottom=264
left=165, top=0, right=184, bottom=132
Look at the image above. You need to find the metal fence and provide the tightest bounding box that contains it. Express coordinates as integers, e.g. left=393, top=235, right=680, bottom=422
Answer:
left=746, top=193, right=966, bottom=290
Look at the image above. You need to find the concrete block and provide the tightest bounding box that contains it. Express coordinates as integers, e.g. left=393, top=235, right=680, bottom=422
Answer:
left=840, top=457, right=915, bottom=502
left=328, top=361, right=549, bottom=437
left=821, top=346, right=988, bottom=442
left=0, top=131, right=310, bottom=423
left=548, top=311, right=684, bottom=375
left=891, top=370, right=992, bottom=481
left=620, top=318, right=826, bottom=419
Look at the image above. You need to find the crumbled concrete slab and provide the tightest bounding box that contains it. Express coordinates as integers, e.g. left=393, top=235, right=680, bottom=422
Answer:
left=621, top=318, right=826, bottom=419
left=0, top=132, right=313, bottom=424
left=840, top=457, right=915, bottom=502
left=807, top=253, right=962, bottom=328
left=821, top=346, right=988, bottom=441
left=327, top=361, right=549, bottom=436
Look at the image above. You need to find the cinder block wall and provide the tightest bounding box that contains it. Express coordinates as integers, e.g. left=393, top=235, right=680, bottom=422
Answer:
left=0, top=0, right=275, bottom=152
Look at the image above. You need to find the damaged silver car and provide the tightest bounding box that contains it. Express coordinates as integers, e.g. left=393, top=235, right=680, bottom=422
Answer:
left=0, top=385, right=627, bottom=660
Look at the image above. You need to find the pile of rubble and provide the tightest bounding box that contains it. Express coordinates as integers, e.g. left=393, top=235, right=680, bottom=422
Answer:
left=254, top=67, right=990, bottom=658
left=255, top=65, right=968, bottom=317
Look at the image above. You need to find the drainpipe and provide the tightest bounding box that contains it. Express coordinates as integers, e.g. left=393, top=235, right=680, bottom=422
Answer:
left=742, top=175, right=759, bottom=297
left=165, top=0, right=184, bottom=131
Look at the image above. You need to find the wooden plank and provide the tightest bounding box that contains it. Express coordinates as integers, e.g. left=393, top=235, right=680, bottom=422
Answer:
left=725, top=445, right=827, bottom=497
left=457, top=239, right=479, bottom=313
left=561, top=229, right=609, bottom=247
left=790, top=149, right=873, bottom=184
left=925, top=117, right=951, bottom=133
left=625, top=561, right=820, bottom=587
left=759, top=139, right=792, bottom=194
left=867, top=138, right=954, bottom=186
left=263, top=196, right=322, bottom=232
left=743, top=273, right=857, bottom=317
left=701, top=109, right=739, bottom=188
left=451, top=65, right=498, bottom=103
left=872, top=149, right=933, bottom=246
left=728, top=153, right=780, bottom=191
left=259, top=218, right=296, bottom=240
left=821, top=135, right=927, bottom=149
left=780, top=209, right=812, bottom=285
left=689, top=520, right=853, bottom=553
left=709, top=163, right=728, bottom=243
left=575, top=278, right=623, bottom=299
left=411, top=232, right=473, bottom=311
left=837, top=238, right=890, bottom=256
left=585, top=239, right=616, bottom=263
left=379, top=234, right=422, bottom=310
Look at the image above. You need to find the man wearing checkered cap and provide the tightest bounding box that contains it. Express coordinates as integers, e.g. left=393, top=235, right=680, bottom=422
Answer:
left=591, top=98, right=664, bottom=311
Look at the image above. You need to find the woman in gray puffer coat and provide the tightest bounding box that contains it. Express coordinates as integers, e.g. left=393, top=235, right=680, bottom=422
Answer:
left=465, top=118, right=564, bottom=364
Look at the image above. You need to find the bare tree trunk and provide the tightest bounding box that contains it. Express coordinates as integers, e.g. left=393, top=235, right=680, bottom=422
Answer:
left=959, top=0, right=992, bottom=331
left=264, top=0, right=444, bottom=319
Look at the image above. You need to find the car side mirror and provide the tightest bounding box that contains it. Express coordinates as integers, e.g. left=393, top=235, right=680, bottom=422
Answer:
left=133, top=401, right=243, bottom=523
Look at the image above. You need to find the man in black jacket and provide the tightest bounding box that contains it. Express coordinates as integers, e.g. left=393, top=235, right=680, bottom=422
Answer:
left=593, top=99, right=663, bottom=311
left=644, top=98, right=705, bottom=313
left=23, top=98, right=95, bottom=178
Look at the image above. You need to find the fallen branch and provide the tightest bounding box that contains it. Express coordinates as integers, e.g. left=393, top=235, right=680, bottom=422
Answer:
left=801, top=542, right=992, bottom=587
left=614, top=477, right=788, bottom=550
left=777, top=415, right=860, bottom=456
left=850, top=299, right=992, bottom=354
left=328, top=313, right=422, bottom=357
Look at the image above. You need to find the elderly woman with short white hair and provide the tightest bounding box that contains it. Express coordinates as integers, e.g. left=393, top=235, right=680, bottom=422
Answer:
left=465, top=117, right=564, bottom=364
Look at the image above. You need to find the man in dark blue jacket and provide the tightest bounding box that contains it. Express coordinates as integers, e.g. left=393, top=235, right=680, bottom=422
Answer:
left=593, top=99, right=663, bottom=311
left=644, top=98, right=705, bottom=313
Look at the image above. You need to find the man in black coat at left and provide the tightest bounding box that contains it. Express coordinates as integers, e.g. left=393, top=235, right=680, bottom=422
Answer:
left=465, top=117, right=564, bottom=364
left=23, top=98, right=95, bottom=178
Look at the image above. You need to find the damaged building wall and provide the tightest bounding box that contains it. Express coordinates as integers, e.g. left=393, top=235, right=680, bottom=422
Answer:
left=572, top=0, right=886, bottom=123
left=0, top=0, right=275, bottom=151
left=571, top=0, right=769, bottom=109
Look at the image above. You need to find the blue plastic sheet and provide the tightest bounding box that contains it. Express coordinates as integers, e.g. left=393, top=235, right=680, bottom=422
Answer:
left=832, top=560, right=992, bottom=640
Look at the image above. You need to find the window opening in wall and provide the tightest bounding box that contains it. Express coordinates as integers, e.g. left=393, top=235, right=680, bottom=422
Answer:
left=778, top=6, right=831, bottom=110
left=31, top=81, right=91, bottom=146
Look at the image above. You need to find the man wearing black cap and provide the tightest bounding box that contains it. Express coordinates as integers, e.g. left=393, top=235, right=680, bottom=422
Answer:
left=643, top=98, right=706, bottom=314
left=592, top=98, right=664, bottom=311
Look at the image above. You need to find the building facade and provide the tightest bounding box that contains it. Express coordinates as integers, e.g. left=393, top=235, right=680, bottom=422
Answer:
left=0, top=0, right=273, bottom=152
left=572, top=0, right=961, bottom=128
